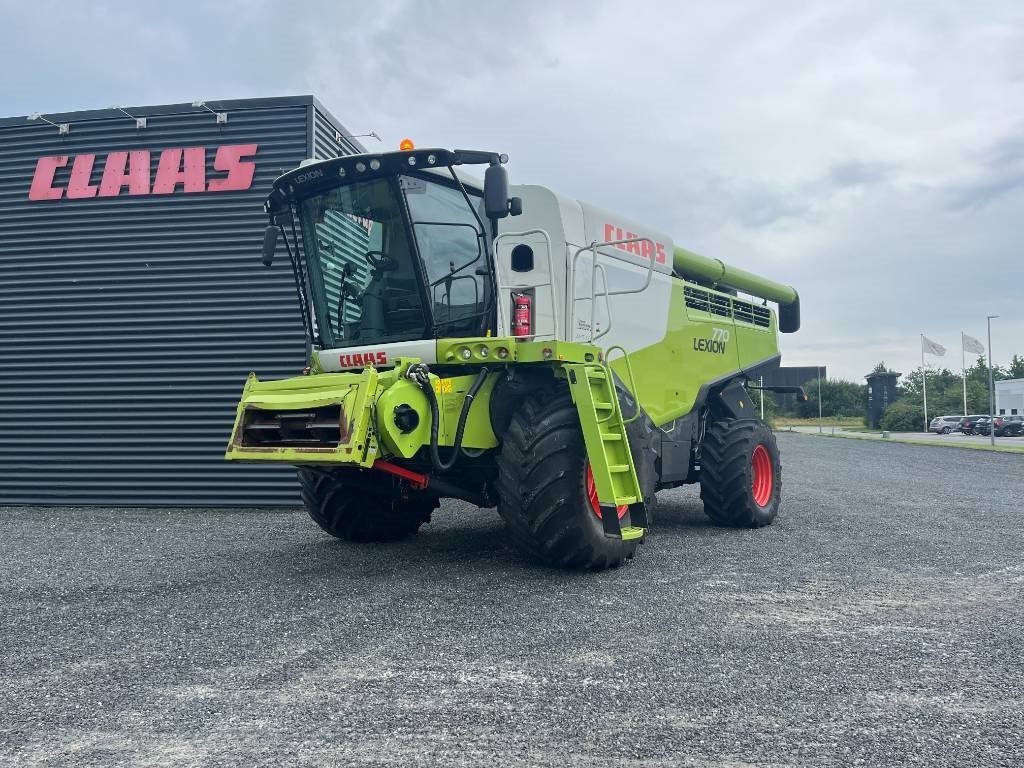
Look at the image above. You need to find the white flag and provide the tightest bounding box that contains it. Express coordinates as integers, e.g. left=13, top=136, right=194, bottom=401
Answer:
left=922, top=335, right=946, bottom=356
left=962, top=333, right=985, bottom=355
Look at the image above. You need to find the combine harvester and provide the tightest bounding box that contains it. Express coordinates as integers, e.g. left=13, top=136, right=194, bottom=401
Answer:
left=226, top=145, right=802, bottom=569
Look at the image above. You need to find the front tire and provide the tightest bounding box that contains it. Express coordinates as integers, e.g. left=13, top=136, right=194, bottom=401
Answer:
left=297, top=468, right=436, bottom=542
left=942, top=426, right=952, bottom=434
left=700, top=418, right=781, bottom=527
left=495, top=385, right=639, bottom=569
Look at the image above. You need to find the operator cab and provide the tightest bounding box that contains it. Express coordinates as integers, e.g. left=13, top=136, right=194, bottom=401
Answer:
left=261, top=148, right=517, bottom=353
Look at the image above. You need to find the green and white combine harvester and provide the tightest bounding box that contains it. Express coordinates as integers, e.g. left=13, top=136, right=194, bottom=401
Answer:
left=226, top=146, right=803, bottom=569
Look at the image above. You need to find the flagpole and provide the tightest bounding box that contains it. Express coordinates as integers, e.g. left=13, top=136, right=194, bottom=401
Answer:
left=921, top=334, right=928, bottom=432
left=961, top=332, right=967, bottom=415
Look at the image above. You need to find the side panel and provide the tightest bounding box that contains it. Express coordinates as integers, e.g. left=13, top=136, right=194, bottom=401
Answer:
left=610, top=278, right=780, bottom=426
left=496, top=185, right=571, bottom=339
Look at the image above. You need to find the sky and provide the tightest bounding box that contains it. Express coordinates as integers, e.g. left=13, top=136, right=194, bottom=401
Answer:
left=2, top=0, right=1021, bottom=381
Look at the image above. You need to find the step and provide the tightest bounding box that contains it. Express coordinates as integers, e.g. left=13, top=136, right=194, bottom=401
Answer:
left=586, top=369, right=607, bottom=380
left=608, top=464, right=630, bottom=473
left=593, top=401, right=614, bottom=410
left=600, top=433, right=623, bottom=441
left=619, top=526, right=646, bottom=541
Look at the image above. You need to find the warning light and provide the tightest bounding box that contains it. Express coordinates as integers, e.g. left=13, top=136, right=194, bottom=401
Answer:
left=399, top=138, right=415, bottom=151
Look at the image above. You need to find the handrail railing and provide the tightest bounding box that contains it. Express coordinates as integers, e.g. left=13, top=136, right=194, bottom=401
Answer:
left=604, top=345, right=641, bottom=424
left=592, top=264, right=614, bottom=343
left=492, top=229, right=557, bottom=340
left=569, top=237, right=655, bottom=343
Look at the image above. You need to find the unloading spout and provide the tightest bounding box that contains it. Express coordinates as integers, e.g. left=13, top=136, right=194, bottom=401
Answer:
left=673, top=246, right=800, bottom=332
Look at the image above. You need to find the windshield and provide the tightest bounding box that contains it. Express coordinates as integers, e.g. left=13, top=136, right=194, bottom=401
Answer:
left=298, top=173, right=488, bottom=349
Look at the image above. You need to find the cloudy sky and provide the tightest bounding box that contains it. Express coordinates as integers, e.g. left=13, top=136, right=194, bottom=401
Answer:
left=3, top=1, right=1021, bottom=380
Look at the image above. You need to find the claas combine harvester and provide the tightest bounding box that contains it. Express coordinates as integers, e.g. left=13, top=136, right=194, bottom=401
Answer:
left=226, top=145, right=803, bottom=569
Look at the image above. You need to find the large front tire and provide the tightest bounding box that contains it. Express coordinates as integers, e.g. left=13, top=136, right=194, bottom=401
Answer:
left=297, top=468, right=436, bottom=542
left=699, top=418, right=781, bottom=527
left=495, top=386, right=639, bottom=570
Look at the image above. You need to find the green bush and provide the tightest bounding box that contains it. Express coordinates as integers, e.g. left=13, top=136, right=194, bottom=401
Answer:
left=881, top=401, right=925, bottom=432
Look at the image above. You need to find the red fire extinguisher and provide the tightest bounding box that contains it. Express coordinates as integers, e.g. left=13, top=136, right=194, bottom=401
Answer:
left=511, top=293, right=532, bottom=337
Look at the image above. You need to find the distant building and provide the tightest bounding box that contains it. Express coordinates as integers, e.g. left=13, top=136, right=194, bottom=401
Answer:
left=756, top=362, right=826, bottom=411
left=865, top=371, right=900, bottom=429
left=996, top=378, right=1024, bottom=415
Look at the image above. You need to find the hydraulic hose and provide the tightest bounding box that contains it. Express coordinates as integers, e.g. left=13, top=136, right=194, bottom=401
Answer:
left=408, top=364, right=490, bottom=474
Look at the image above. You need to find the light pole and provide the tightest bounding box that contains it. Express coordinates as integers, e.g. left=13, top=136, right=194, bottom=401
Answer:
left=987, top=315, right=998, bottom=447
left=818, top=366, right=823, bottom=434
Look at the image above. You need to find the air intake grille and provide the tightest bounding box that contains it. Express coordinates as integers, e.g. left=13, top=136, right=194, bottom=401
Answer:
left=684, top=285, right=772, bottom=328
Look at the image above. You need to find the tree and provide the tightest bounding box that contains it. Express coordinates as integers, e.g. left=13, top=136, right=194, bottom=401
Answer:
left=795, top=378, right=867, bottom=418
left=1008, top=354, right=1024, bottom=379
left=881, top=401, right=923, bottom=432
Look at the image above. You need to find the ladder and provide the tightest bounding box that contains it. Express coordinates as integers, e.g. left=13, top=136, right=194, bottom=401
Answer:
left=565, top=362, right=648, bottom=541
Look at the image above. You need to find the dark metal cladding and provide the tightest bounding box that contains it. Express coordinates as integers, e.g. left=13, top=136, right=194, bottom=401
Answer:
left=0, top=96, right=363, bottom=505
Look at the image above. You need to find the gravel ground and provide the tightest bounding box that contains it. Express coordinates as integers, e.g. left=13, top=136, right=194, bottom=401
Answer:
left=2, top=433, right=1022, bottom=767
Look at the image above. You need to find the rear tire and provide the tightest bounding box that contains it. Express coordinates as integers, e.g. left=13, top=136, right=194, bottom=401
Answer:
left=495, top=385, right=639, bottom=569
left=297, top=468, right=436, bottom=542
left=700, top=418, right=781, bottom=527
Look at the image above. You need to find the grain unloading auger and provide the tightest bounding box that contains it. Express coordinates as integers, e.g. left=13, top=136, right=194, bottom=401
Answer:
left=226, top=146, right=803, bottom=569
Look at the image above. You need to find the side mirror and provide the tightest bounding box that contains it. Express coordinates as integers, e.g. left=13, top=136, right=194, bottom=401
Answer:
left=484, top=163, right=509, bottom=220
left=261, top=225, right=278, bottom=267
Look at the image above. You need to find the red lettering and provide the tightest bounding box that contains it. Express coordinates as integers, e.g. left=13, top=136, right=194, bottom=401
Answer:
left=626, top=232, right=641, bottom=255
left=207, top=143, right=258, bottom=192
left=604, top=223, right=615, bottom=242
left=655, top=243, right=667, bottom=264
left=28, top=155, right=68, bottom=200
left=98, top=150, right=151, bottom=197
left=152, top=147, right=206, bottom=194
left=66, top=154, right=100, bottom=199
left=376, top=352, right=387, bottom=364
left=641, top=239, right=654, bottom=261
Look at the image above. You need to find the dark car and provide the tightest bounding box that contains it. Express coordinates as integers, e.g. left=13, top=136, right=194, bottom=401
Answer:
left=958, top=415, right=988, bottom=434
left=977, top=415, right=1024, bottom=437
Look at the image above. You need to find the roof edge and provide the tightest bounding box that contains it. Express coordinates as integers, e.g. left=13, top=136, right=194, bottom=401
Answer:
left=0, top=95, right=359, bottom=137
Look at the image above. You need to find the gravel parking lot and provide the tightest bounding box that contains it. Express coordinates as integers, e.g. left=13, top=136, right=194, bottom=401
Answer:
left=2, top=433, right=1022, bottom=767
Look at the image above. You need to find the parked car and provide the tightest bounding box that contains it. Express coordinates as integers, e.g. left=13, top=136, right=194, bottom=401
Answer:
left=929, top=415, right=965, bottom=434
left=958, top=415, right=988, bottom=435
left=977, top=415, right=1024, bottom=437
left=972, top=416, right=992, bottom=435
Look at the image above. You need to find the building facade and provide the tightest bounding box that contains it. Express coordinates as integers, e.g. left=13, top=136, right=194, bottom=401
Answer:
left=995, top=378, right=1024, bottom=416
left=0, top=97, right=363, bottom=505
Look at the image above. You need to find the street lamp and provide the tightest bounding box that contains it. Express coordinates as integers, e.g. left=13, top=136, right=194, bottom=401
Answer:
left=987, top=315, right=999, bottom=447
left=818, top=366, right=823, bottom=434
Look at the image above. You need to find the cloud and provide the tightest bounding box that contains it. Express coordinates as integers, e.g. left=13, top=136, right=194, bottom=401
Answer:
left=2, top=0, right=1022, bottom=379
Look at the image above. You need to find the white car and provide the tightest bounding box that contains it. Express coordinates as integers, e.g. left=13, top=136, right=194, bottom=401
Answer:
left=929, top=415, right=964, bottom=434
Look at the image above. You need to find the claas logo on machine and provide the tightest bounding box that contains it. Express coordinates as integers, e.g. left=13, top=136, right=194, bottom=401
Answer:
left=338, top=351, right=388, bottom=368
left=603, top=223, right=667, bottom=264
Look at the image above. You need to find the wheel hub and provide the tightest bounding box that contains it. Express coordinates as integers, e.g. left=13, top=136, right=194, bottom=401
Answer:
left=751, top=443, right=773, bottom=507
left=585, top=464, right=628, bottom=520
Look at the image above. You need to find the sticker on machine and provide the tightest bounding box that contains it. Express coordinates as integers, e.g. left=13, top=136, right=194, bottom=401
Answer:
left=400, top=177, right=426, bottom=194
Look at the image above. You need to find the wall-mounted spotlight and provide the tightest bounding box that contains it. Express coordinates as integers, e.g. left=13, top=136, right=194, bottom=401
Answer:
left=111, top=105, right=147, bottom=129
left=192, top=100, right=228, bottom=124
left=336, top=130, right=382, bottom=144
left=27, top=113, right=70, bottom=135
